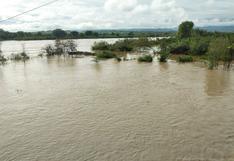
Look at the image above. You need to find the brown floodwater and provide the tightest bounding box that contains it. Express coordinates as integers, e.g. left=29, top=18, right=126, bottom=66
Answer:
left=0, top=56, right=234, bottom=161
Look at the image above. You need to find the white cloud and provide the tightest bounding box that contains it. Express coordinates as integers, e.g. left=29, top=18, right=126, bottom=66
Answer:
left=0, top=0, right=233, bottom=31
left=104, top=0, right=138, bottom=12
left=150, top=0, right=188, bottom=25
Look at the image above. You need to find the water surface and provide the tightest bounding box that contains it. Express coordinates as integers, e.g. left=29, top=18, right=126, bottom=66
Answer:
left=0, top=57, right=234, bottom=161
left=1, top=38, right=121, bottom=57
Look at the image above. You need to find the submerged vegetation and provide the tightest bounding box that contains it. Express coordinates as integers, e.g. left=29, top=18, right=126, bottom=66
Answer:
left=138, top=55, right=153, bottom=62
left=92, top=37, right=156, bottom=52
left=96, top=51, right=117, bottom=59
left=0, top=42, right=7, bottom=63
left=10, top=52, right=30, bottom=61
left=0, top=54, right=7, bottom=63
left=44, top=39, right=78, bottom=56
left=177, top=55, right=194, bottom=63
left=1, top=21, right=234, bottom=70
left=156, top=21, right=234, bottom=69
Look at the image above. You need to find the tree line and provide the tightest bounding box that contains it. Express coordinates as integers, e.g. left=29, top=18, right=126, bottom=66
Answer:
left=0, top=28, right=174, bottom=41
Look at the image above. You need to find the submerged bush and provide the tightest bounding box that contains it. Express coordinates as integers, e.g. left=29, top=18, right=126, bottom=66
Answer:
left=190, top=38, right=209, bottom=55
left=177, top=55, right=193, bottom=63
left=0, top=54, right=7, bottom=63
left=158, top=51, right=169, bottom=62
left=169, top=44, right=190, bottom=54
left=92, top=41, right=110, bottom=51
left=207, top=38, right=231, bottom=70
left=44, top=39, right=78, bottom=56
left=115, top=56, right=122, bottom=62
left=138, top=55, right=153, bottom=62
left=45, top=44, right=56, bottom=56
left=111, top=39, right=134, bottom=52
left=11, top=52, right=30, bottom=61
left=96, top=51, right=117, bottom=59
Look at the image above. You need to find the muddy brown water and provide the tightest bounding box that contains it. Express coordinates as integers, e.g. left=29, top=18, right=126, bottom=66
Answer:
left=0, top=40, right=234, bottom=161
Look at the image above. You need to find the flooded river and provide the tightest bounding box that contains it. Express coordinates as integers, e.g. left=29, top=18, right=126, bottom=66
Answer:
left=0, top=38, right=120, bottom=57
left=0, top=40, right=234, bottom=161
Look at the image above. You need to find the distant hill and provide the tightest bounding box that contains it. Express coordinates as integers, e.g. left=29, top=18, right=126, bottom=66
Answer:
left=198, top=26, right=234, bottom=32
left=95, top=26, right=234, bottom=33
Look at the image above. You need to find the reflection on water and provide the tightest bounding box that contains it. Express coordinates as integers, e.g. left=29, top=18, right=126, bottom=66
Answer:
left=205, top=70, right=231, bottom=96
left=0, top=57, right=234, bottom=161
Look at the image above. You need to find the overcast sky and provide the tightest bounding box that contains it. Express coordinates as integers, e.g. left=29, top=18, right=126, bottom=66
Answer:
left=0, top=0, right=234, bottom=31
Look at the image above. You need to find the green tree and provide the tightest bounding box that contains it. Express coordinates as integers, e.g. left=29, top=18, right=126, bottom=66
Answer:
left=177, top=21, right=194, bottom=39
left=207, top=37, right=231, bottom=69
left=70, top=31, right=79, bottom=38
left=52, top=29, right=67, bottom=39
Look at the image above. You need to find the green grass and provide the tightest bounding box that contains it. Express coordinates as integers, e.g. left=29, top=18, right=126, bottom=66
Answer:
left=177, top=55, right=194, bottom=63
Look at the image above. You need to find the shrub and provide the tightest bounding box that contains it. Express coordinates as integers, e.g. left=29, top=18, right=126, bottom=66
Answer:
left=45, top=44, right=55, bottom=56
left=111, top=39, right=134, bottom=52
left=44, top=39, right=78, bottom=56
left=158, top=51, right=169, bottom=62
left=64, top=40, right=77, bottom=52
left=207, top=38, right=231, bottom=69
left=190, top=38, right=209, bottom=55
left=169, top=40, right=190, bottom=54
left=138, top=55, right=153, bottom=62
left=54, top=39, right=64, bottom=55
left=177, top=55, right=193, bottom=63
left=92, top=41, right=110, bottom=51
left=96, top=51, right=116, bottom=59
left=11, top=52, right=30, bottom=61
left=0, top=54, right=7, bottom=62
left=115, top=56, right=122, bottom=62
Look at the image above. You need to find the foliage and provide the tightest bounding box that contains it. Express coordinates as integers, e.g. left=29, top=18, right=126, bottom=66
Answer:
left=177, top=55, right=193, bottom=63
left=52, top=29, right=67, bottom=39
left=111, top=39, right=134, bottom=52
left=96, top=51, right=117, bottom=59
left=168, top=39, right=190, bottom=54
left=177, top=21, right=194, bottom=39
left=64, top=40, right=78, bottom=52
left=137, top=55, right=153, bottom=62
left=189, top=38, right=209, bottom=55
left=44, top=39, right=77, bottom=56
left=0, top=27, right=176, bottom=41
left=45, top=44, right=55, bottom=56
left=207, top=38, right=231, bottom=69
left=11, top=52, right=30, bottom=61
left=92, top=38, right=157, bottom=52
left=92, top=41, right=111, bottom=51
left=0, top=54, right=7, bottom=62
left=158, top=51, right=170, bottom=62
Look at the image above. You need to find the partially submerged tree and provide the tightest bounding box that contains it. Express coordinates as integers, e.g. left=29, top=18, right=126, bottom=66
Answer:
left=208, top=37, right=232, bottom=70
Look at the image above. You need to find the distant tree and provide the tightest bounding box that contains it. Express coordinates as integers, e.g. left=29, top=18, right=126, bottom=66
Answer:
left=52, top=29, right=67, bottom=39
left=85, top=31, right=93, bottom=36
left=177, top=21, right=194, bottom=39
left=36, top=32, right=42, bottom=36
left=128, top=32, right=134, bottom=37
left=70, top=31, right=79, bottom=38
left=16, top=31, right=25, bottom=38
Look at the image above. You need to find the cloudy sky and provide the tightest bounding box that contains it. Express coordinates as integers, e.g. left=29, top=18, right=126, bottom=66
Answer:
left=0, top=0, right=234, bottom=31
